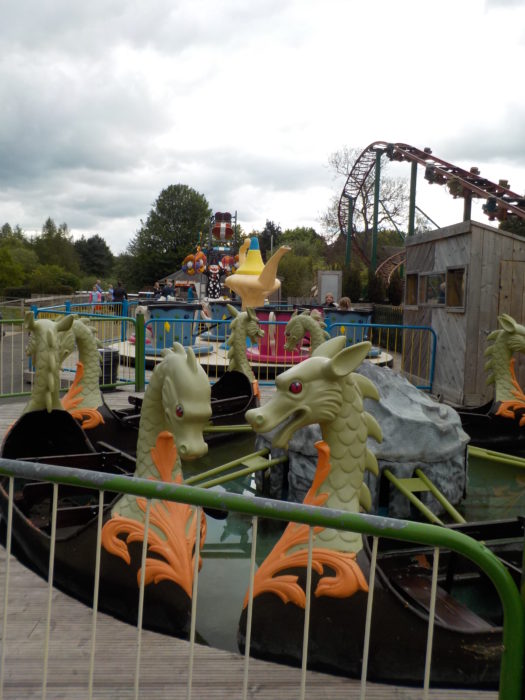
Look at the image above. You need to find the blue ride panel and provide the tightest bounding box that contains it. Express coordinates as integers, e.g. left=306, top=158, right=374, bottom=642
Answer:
left=324, top=309, right=372, bottom=345
left=199, top=299, right=241, bottom=342
left=146, top=303, right=212, bottom=356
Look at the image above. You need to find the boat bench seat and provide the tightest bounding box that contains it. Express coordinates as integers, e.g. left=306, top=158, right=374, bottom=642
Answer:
left=394, top=575, right=495, bottom=632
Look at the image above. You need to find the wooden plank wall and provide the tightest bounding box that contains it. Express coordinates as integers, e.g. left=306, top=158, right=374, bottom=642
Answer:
left=498, top=235, right=525, bottom=390
left=403, top=222, right=525, bottom=406
left=431, top=231, right=469, bottom=404
left=402, top=237, right=435, bottom=384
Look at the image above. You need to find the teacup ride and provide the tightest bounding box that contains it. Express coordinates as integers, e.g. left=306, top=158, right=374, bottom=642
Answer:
left=323, top=307, right=385, bottom=361
left=198, top=299, right=241, bottom=345
left=145, top=301, right=214, bottom=357
left=245, top=306, right=309, bottom=365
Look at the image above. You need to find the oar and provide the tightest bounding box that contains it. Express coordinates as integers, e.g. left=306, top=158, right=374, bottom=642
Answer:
left=196, top=455, right=288, bottom=489
left=203, top=424, right=253, bottom=433
left=184, top=449, right=270, bottom=486
left=184, top=449, right=288, bottom=489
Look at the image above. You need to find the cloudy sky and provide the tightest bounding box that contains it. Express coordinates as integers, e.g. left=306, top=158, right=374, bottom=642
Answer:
left=2, top=0, right=525, bottom=253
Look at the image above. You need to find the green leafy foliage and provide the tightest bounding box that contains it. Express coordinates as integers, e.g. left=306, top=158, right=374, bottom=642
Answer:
left=127, top=184, right=211, bottom=289
left=74, top=234, right=114, bottom=276
left=281, top=226, right=327, bottom=260
left=258, top=220, right=282, bottom=261
left=32, top=218, right=81, bottom=275
left=366, top=269, right=386, bottom=303
left=343, top=267, right=363, bottom=302
left=278, top=253, right=315, bottom=298
left=387, top=269, right=404, bottom=306
left=0, top=248, right=25, bottom=292
left=30, top=264, right=80, bottom=294
left=499, top=217, right=525, bottom=237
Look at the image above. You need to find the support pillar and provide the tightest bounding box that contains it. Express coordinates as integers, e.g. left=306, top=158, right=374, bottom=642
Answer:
left=371, top=150, right=382, bottom=272
left=408, top=161, right=418, bottom=236
left=344, top=195, right=354, bottom=268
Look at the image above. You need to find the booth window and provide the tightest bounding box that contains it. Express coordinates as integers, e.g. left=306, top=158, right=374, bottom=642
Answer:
left=446, top=267, right=466, bottom=309
left=420, top=273, right=446, bottom=305
left=406, top=274, right=419, bottom=306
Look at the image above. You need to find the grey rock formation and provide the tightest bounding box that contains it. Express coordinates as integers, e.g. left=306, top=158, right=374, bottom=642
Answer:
left=255, top=362, right=469, bottom=519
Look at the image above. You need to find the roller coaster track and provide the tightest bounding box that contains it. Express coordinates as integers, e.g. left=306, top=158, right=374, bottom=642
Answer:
left=338, top=141, right=525, bottom=280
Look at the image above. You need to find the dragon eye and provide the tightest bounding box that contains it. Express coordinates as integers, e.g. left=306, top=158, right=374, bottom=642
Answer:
left=289, top=381, right=302, bottom=394
left=175, top=404, right=184, bottom=417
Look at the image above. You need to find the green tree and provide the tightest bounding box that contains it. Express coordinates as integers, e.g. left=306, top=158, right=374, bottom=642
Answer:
left=281, top=226, right=327, bottom=261
left=8, top=246, right=39, bottom=278
left=113, top=253, right=136, bottom=290
left=343, top=267, right=363, bottom=302
left=387, top=269, right=404, bottom=306
left=278, top=253, right=315, bottom=299
left=321, top=146, right=409, bottom=257
left=127, top=184, right=211, bottom=289
left=0, top=249, right=25, bottom=292
left=258, top=220, right=282, bottom=260
left=74, top=234, right=114, bottom=276
left=499, top=217, right=525, bottom=237
left=1, top=223, right=27, bottom=244
left=30, top=264, right=80, bottom=293
left=366, top=269, right=386, bottom=303
left=32, top=218, right=81, bottom=274
left=0, top=225, right=37, bottom=284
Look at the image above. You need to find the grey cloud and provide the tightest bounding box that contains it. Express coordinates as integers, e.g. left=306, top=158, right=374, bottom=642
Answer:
left=1, top=0, right=289, bottom=56
left=173, top=148, right=325, bottom=193
left=437, top=105, right=525, bottom=169
left=485, top=0, right=523, bottom=7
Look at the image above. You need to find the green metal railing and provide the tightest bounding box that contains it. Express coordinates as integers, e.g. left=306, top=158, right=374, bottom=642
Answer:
left=0, top=456, right=522, bottom=699
left=0, top=304, right=435, bottom=398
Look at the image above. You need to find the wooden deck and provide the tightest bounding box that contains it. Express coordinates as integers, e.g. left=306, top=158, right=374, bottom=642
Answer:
left=0, top=391, right=499, bottom=699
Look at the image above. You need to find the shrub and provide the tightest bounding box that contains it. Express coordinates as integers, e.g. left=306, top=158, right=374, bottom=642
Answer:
left=366, top=270, right=386, bottom=303
left=387, top=270, right=404, bottom=306
left=343, top=267, right=362, bottom=302
left=2, top=286, right=31, bottom=298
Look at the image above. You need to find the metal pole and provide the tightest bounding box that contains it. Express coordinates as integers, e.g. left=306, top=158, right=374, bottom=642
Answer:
left=371, top=150, right=382, bottom=272
left=408, top=161, right=417, bottom=236
left=463, top=193, right=472, bottom=221
left=134, top=312, right=146, bottom=393
left=344, top=195, right=354, bottom=267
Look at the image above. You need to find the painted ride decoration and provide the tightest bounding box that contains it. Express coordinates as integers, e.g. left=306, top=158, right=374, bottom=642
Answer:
left=0, top=323, right=216, bottom=636
left=224, top=238, right=291, bottom=310
left=245, top=305, right=309, bottom=365
left=283, top=309, right=330, bottom=356
left=5, top=271, right=525, bottom=688
left=458, top=313, right=525, bottom=454
left=238, top=335, right=522, bottom=687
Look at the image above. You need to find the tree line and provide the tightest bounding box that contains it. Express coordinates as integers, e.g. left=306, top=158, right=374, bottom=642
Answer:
left=1, top=149, right=413, bottom=302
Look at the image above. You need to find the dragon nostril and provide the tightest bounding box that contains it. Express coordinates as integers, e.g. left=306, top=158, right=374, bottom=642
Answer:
left=178, top=444, right=187, bottom=455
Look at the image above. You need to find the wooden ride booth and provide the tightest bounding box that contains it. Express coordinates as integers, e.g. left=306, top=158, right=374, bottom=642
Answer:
left=403, top=220, right=525, bottom=407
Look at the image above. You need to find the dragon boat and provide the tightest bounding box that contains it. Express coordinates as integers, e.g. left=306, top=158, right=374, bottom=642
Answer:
left=3, top=312, right=258, bottom=462
left=111, top=302, right=262, bottom=444
left=0, top=312, right=262, bottom=637
left=3, top=311, right=523, bottom=683
left=455, top=314, right=525, bottom=455
left=237, top=336, right=524, bottom=688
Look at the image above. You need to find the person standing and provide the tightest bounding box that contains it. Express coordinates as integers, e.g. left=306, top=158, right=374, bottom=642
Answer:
left=112, top=281, right=128, bottom=308
left=323, top=293, right=337, bottom=308
left=161, top=280, right=174, bottom=298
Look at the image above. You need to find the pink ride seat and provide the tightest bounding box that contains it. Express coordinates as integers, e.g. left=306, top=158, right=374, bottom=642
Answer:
left=246, top=307, right=309, bottom=364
